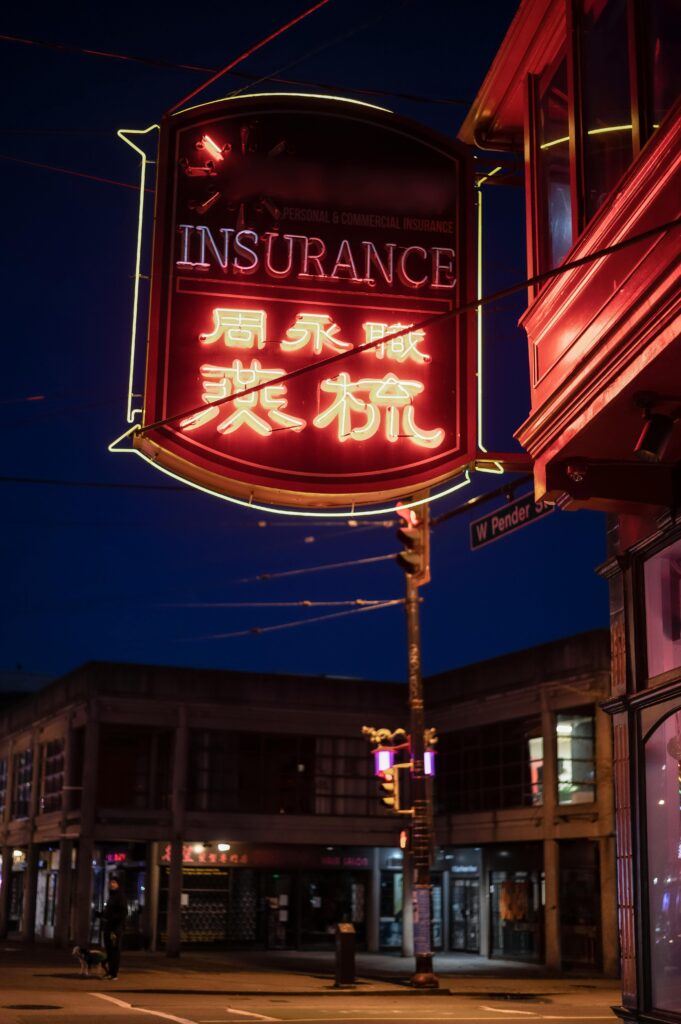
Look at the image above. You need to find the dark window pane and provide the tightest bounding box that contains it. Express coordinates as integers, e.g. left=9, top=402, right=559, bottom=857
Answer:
left=647, top=0, right=681, bottom=132
left=581, top=0, right=633, bottom=221
left=537, top=53, right=573, bottom=271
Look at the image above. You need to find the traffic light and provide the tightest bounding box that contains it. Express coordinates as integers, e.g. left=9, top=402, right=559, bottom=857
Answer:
left=378, top=767, right=400, bottom=811
left=395, top=502, right=430, bottom=584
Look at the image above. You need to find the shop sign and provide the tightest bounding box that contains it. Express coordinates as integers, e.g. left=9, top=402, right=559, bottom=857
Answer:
left=320, top=854, right=370, bottom=868
left=136, top=93, right=475, bottom=508
left=469, top=492, right=553, bottom=550
left=105, top=851, right=127, bottom=864
left=160, top=844, right=249, bottom=866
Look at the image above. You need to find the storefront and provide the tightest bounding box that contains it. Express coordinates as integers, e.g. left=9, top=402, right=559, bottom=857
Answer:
left=446, top=847, right=482, bottom=954
left=91, top=844, right=148, bottom=949
left=34, top=848, right=59, bottom=941
left=488, top=846, right=543, bottom=961
left=156, top=842, right=372, bottom=950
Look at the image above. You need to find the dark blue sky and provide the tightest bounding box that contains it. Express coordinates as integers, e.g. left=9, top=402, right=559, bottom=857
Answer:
left=0, top=1, right=608, bottom=683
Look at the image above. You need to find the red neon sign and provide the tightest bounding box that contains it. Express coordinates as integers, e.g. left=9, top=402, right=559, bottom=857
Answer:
left=136, top=95, right=475, bottom=507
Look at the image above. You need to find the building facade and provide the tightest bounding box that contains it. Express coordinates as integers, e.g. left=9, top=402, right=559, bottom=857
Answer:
left=459, top=0, right=680, bottom=1018
left=0, top=631, right=616, bottom=973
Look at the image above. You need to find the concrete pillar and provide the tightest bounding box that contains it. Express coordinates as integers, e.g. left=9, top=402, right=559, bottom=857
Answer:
left=541, top=692, right=560, bottom=969
left=402, top=859, right=414, bottom=957
left=366, top=854, right=380, bottom=952
left=166, top=707, right=187, bottom=957
left=543, top=838, right=561, bottom=971
left=166, top=839, right=183, bottom=957
left=599, top=835, right=619, bottom=977
left=149, top=841, right=160, bottom=952
left=55, top=839, right=74, bottom=947
left=0, top=845, right=11, bottom=939
left=74, top=711, right=100, bottom=947
left=55, top=719, right=75, bottom=948
left=21, top=844, right=39, bottom=942
left=595, top=704, right=617, bottom=977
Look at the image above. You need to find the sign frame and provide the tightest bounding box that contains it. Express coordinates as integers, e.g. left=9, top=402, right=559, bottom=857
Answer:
left=135, top=93, right=476, bottom=509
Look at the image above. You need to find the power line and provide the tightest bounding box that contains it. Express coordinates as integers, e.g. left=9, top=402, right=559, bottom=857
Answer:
left=246, top=552, right=397, bottom=581
left=0, top=153, right=150, bottom=192
left=0, top=31, right=469, bottom=107
left=183, top=597, right=403, bottom=640
left=160, top=599, right=397, bottom=607
left=431, top=474, right=535, bottom=526
left=167, top=0, right=334, bottom=115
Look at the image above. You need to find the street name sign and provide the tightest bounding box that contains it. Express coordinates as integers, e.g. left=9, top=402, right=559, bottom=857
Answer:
left=470, top=492, right=553, bottom=550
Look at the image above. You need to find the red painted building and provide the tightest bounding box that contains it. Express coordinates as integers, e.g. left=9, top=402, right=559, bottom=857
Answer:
left=460, top=1, right=680, bottom=1019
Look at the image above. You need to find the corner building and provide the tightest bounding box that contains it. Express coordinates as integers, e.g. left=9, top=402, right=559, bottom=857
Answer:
left=459, top=0, right=680, bottom=1018
left=0, top=632, right=616, bottom=973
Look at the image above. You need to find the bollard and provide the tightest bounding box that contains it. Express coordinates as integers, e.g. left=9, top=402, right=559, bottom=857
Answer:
left=334, top=922, right=356, bottom=987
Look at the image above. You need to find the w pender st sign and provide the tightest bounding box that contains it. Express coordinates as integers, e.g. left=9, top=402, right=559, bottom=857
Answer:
left=134, top=94, right=475, bottom=509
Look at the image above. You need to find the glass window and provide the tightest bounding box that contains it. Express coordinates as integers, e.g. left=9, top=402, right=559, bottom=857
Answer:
left=644, top=708, right=681, bottom=1013
left=645, top=537, right=681, bottom=679
left=437, top=718, right=543, bottom=813
left=528, top=736, right=544, bottom=806
left=98, top=726, right=172, bottom=809
left=647, top=0, right=681, bottom=132
left=580, top=0, right=633, bottom=222
left=0, top=758, right=7, bottom=819
left=40, top=739, right=64, bottom=815
left=11, top=749, right=33, bottom=819
left=537, top=53, right=573, bottom=271
left=557, top=711, right=596, bottom=804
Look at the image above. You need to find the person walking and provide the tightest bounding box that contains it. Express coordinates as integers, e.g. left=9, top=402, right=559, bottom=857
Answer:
left=100, top=875, right=128, bottom=980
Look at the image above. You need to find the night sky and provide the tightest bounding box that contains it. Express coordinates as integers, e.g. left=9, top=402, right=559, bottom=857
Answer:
left=0, top=1, right=608, bottom=685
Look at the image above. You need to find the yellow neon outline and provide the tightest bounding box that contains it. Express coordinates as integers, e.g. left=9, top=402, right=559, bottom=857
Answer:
left=586, top=123, right=632, bottom=137
left=109, top=423, right=471, bottom=517
left=540, top=124, right=636, bottom=150
left=475, top=166, right=504, bottom=474
left=173, top=91, right=391, bottom=118
left=539, top=135, right=569, bottom=150
left=117, top=124, right=160, bottom=423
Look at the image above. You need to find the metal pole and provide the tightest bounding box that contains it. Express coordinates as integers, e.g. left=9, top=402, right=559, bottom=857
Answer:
left=404, top=509, right=438, bottom=988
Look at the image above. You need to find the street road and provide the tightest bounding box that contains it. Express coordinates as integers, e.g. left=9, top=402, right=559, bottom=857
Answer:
left=0, top=945, right=621, bottom=1024
left=2, top=988, right=619, bottom=1024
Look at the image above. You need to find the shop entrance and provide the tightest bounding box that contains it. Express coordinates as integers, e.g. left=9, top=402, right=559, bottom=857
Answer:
left=490, top=869, right=542, bottom=960
left=451, top=877, right=480, bottom=952
left=559, top=840, right=601, bottom=969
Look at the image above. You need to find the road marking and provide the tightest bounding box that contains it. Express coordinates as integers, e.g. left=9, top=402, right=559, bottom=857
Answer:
left=480, top=1008, right=537, bottom=1016
left=91, top=992, right=198, bottom=1024
left=226, top=1009, right=278, bottom=1022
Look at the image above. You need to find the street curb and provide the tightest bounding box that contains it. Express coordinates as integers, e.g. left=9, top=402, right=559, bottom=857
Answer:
left=102, top=987, right=453, bottom=997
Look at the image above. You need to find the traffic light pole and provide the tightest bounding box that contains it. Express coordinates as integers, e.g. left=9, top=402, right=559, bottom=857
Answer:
left=404, top=508, right=438, bottom=989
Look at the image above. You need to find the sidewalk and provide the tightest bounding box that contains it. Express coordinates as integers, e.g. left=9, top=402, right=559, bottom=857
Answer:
left=0, top=942, right=621, bottom=999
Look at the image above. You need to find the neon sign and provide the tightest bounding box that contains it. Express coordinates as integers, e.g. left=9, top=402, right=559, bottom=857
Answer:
left=136, top=94, right=475, bottom=507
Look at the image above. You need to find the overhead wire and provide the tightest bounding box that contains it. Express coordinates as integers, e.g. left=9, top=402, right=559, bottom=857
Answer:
left=226, top=0, right=413, bottom=100
left=167, top=0, right=334, bottom=115
left=182, top=598, right=403, bottom=640
left=161, top=599, right=396, bottom=607
left=0, top=31, right=469, bottom=107
left=244, top=552, right=398, bottom=581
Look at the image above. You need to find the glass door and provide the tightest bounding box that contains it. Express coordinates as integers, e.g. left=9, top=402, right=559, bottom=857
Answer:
left=450, top=877, right=480, bottom=952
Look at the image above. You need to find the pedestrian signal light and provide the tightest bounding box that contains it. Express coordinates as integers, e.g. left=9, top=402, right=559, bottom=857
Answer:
left=378, top=768, right=400, bottom=810
left=399, top=829, right=409, bottom=850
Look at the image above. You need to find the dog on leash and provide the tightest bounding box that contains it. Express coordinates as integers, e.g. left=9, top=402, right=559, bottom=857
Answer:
left=72, top=945, right=108, bottom=977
